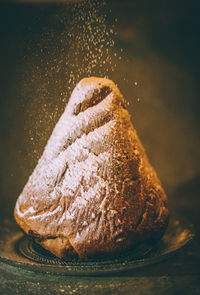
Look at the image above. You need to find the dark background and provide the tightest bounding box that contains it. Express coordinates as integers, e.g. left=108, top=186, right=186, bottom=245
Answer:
left=0, top=0, right=200, bottom=294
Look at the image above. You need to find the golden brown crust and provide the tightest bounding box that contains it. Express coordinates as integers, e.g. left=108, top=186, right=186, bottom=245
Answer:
left=14, top=77, right=169, bottom=258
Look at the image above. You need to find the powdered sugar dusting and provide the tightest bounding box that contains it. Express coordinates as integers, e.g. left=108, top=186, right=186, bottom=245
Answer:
left=20, top=0, right=123, bottom=162
left=28, top=205, right=62, bottom=221
left=17, top=78, right=122, bottom=230
left=15, top=202, right=36, bottom=218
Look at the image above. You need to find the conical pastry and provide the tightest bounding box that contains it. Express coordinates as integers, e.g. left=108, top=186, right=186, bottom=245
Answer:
left=14, top=77, right=169, bottom=258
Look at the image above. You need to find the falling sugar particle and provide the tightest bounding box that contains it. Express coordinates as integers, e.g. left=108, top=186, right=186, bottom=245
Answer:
left=20, top=0, right=124, bottom=162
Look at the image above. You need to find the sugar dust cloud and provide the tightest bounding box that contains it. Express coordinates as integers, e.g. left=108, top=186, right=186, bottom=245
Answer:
left=20, top=0, right=124, bottom=165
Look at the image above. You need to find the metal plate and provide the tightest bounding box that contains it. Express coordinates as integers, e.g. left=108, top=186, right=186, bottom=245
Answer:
left=0, top=215, right=195, bottom=276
